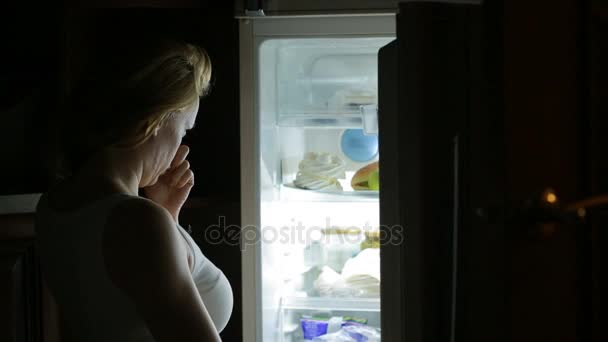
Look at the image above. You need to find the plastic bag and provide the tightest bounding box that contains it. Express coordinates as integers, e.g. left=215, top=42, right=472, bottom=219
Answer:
left=312, top=324, right=381, bottom=342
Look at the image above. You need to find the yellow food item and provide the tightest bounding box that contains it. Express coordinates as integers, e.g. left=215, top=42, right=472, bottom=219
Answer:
left=351, top=162, right=379, bottom=190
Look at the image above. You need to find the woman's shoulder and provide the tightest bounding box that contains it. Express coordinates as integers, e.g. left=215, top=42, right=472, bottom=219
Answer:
left=41, top=178, right=130, bottom=214
left=105, top=195, right=171, bottom=231
left=104, top=194, right=181, bottom=256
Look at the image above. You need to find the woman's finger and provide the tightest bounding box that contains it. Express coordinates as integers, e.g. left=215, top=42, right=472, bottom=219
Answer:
left=177, top=170, right=194, bottom=188
left=170, top=145, right=190, bottom=169
left=171, top=160, right=190, bottom=186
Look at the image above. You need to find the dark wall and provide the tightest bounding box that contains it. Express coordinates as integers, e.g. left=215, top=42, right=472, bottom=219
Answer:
left=0, top=10, right=64, bottom=195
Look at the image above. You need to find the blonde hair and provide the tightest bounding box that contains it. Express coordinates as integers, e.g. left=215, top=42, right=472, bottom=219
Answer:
left=56, top=36, right=211, bottom=179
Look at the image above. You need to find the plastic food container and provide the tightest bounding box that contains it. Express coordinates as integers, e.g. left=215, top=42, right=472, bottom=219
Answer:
left=321, top=228, right=363, bottom=273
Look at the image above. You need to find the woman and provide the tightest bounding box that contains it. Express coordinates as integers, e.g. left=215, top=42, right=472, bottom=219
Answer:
left=34, top=34, right=233, bottom=342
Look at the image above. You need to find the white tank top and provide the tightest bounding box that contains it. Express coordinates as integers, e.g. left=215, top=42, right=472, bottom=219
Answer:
left=34, top=193, right=233, bottom=342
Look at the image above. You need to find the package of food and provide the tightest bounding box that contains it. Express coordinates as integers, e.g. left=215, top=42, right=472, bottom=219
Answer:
left=341, top=324, right=381, bottom=342
left=312, top=331, right=356, bottom=342
left=342, top=316, right=368, bottom=325
left=301, top=316, right=329, bottom=340
left=313, top=325, right=381, bottom=342
left=302, top=315, right=369, bottom=341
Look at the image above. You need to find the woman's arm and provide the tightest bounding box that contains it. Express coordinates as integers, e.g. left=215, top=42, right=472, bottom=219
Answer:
left=102, top=197, right=221, bottom=342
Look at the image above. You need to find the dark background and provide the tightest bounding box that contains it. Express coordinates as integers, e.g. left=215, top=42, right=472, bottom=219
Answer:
left=0, top=3, right=243, bottom=341
left=0, top=5, right=241, bottom=200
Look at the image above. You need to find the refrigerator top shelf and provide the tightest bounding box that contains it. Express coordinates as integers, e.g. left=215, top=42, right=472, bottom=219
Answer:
left=281, top=296, right=380, bottom=312
left=277, top=104, right=378, bottom=132
left=278, top=113, right=363, bottom=128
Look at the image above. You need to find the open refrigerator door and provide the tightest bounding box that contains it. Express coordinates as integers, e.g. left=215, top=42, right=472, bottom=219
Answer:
left=240, top=14, right=395, bottom=342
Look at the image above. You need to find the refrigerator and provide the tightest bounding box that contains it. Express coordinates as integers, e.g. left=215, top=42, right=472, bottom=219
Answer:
left=238, top=1, right=489, bottom=341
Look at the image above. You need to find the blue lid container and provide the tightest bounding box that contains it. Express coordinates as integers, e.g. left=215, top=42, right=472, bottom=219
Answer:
left=340, top=128, right=378, bottom=162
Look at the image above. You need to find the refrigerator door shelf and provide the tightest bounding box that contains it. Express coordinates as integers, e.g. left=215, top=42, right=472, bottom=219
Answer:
left=282, top=296, right=380, bottom=312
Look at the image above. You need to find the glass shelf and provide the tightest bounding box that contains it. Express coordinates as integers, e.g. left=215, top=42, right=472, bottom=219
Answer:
left=281, top=296, right=380, bottom=312
left=276, top=105, right=378, bottom=133
left=278, top=114, right=363, bottom=128
left=279, top=184, right=379, bottom=202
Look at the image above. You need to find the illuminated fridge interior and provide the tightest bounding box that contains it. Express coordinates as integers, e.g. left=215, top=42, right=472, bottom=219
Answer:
left=254, top=32, right=394, bottom=341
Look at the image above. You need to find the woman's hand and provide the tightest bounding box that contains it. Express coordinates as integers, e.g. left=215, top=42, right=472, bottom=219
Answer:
left=142, top=145, right=194, bottom=225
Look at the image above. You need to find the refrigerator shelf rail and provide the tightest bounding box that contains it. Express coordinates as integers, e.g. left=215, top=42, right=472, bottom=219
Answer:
left=281, top=296, right=381, bottom=312
left=279, top=184, right=379, bottom=202
left=277, top=114, right=363, bottom=128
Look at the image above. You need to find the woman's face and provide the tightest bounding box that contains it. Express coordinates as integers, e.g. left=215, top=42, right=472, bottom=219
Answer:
left=140, top=99, right=199, bottom=187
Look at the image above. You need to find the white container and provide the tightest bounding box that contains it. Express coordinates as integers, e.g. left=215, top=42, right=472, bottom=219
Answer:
left=361, top=104, right=379, bottom=135
left=321, top=228, right=363, bottom=273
